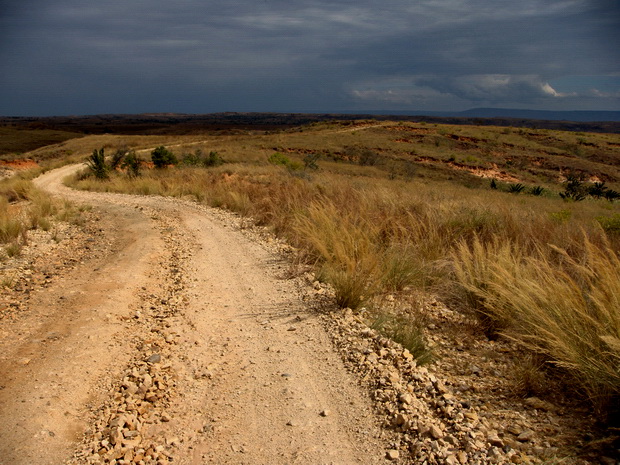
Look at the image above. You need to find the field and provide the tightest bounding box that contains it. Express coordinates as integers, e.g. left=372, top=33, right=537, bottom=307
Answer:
left=3, top=118, right=620, bottom=461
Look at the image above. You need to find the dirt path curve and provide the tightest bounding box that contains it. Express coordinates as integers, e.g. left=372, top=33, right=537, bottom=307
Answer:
left=0, top=164, right=387, bottom=464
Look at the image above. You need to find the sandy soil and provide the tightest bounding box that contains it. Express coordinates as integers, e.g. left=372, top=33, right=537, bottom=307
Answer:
left=0, top=165, right=387, bottom=464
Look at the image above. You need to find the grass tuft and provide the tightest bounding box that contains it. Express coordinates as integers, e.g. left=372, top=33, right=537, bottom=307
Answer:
left=370, top=311, right=434, bottom=365
left=453, top=235, right=620, bottom=416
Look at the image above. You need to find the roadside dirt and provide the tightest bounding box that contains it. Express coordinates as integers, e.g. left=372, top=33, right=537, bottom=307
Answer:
left=0, top=165, right=388, bottom=464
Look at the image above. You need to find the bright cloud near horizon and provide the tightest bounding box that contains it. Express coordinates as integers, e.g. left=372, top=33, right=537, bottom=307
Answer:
left=0, top=0, right=618, bottom=116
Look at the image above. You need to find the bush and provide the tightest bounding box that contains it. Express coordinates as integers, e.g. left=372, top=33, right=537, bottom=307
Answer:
left=559, top=174, right=586, bottom=201
left=122, top=151, right=141, bottom=178
left=604, top=189, right=620, bottom=202
left=529, top=186, right=545, bottom=196
left=204, top=151, right=224, bottom=167
left=151, top=146, right=177, bottom=168
left=267, top=152, right=302, bottom=171
left=358, top=148, right=379, bottom=166
left=181, top=150, right=202, bottom=166
left=588, top=181, right=608, bottom=199
left=182, top=150, right=225, bottom=167
left=86, top=148, right=109, bottom=179
left=268, top=152, right=292, bottom=166
left=508, top=183, right=525, bottom=194
left=109, top=147, right=128, bottom=170
left=303, top=153, right=320, bottom=170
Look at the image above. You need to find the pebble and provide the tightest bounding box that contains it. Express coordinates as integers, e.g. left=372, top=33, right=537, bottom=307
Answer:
left=147, top=354, right=162, bottom=364
left=517, top=430, right=535, bottom=442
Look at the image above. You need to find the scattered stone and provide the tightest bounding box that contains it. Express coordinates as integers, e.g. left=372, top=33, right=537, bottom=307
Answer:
left=517, top=430, right=535, bottom=442
left=487, top=432, right=504, bottom=447
left=319, top=409, right=330, bottom=417
left=386, top=449, right=400, bottom=460
left=429, top=424, right=444, bottom=440
left=524, top=397, right=554, bottom=412
left=147, top=354, right=162, bottom=364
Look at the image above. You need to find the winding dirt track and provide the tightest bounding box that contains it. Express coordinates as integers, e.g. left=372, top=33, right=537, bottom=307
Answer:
left=0, top=165, right=386, bottom=464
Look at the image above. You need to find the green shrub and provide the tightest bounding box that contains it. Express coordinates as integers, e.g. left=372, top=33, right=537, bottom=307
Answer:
left=559, top=174, right=586, bottom=201
left=122, top=151, right=141, bottom=178
left=508, top=183, right=525, bottom=194
left=597, top=214, right=620, bottom=233
left=204, top=151, right=224, bottom=167
left=529, top=186, right=545, bottom=196
left=181, top=150, right=202, bottom=166
left=109, top=148, right=128, bottom=170
left=267, top=152, right=302, bottom=171
left=151, top=146, right=177, bottom=168
left=268, top=152, right=292, bottom=166
left=86, top=148, right=108, bottom=179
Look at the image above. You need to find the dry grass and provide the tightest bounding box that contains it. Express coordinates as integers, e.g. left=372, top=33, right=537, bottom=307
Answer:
left=454, top=236, right=620, bottom=416
left=0, top=177, right=80, bottom=258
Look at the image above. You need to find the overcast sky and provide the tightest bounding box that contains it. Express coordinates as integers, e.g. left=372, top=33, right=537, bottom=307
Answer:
left=1, top=0, right=619, bottom=116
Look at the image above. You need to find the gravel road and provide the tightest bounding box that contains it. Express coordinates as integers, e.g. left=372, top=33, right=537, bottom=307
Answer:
left=0, top=165, right=386, bottom=464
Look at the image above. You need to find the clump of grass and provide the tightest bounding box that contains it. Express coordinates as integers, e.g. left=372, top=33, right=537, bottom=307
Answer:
left=508, top=183, right=525, bottom=194
left=370, top=312, right=434, bottom=365
left=453, top=236, right=620, bottom=417
left=380, top=245, right=423, bottom=292
left=292, top=200, right=381, bottom=309
left=1, top=178, right=79, bottom=250
left=529, top=186, right=545, bottom=196
left=0, top=178, right=32, bottom=202
left=4, top=242, right=22, bottom=258
left=325, top=265, right=373, bottom=310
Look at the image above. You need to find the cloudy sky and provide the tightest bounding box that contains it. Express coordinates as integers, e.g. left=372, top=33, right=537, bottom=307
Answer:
left=1, top=0, right=619, bottom=116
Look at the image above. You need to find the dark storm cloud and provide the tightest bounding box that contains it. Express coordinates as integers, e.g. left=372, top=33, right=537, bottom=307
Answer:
left=0, top=0, right=618, bottom=115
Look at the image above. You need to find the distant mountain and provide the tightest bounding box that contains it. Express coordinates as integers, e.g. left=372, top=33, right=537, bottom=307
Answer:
left=456, top=108, right=620, bottom=122
left=351, top=108, right=620, bottom=122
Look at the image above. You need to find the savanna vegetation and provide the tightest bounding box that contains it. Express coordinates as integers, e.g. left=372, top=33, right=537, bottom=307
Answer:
left=4, top=119, right=620, bottom=443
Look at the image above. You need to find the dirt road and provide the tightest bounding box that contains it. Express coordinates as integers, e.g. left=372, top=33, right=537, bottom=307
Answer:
left=0, top=165, right=386, bottom=464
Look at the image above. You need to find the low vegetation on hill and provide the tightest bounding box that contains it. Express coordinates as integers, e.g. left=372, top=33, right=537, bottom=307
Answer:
left=3, top=119, right=620, bottom=458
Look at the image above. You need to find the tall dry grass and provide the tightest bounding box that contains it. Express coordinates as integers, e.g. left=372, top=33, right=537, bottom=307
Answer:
left=453, top=236, right=620, bottom=416
left=0, top=176, right=79, bottom=259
